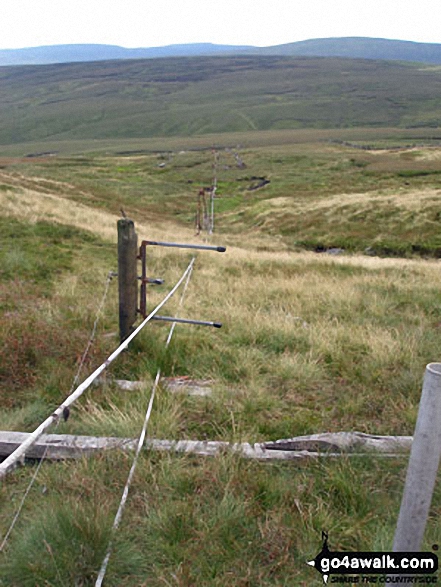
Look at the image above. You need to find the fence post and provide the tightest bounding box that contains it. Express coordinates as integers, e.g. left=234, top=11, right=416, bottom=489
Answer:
left=392, top=362, right=441, bottom=552
left=117, top=218, right=138, bottom=343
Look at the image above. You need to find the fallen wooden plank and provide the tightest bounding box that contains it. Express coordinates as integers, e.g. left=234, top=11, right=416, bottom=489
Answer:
left=263, top=431, right=413, bottom=453
left=144, top=439, right=330, bottom=460
left=162, top=377, right=213, bottom=397
left=94, top=376, right=213, bottom=396
left=0, top=431, right=411, bottom=464
left=0, top=431, right=313, bottom=461
left=0, top=431, right=135, bottom=461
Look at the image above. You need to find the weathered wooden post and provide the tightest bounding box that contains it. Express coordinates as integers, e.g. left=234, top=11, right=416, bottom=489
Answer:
left=392, top=362, right=441, bottom=552
left=117, top=218, right=138, bottom=343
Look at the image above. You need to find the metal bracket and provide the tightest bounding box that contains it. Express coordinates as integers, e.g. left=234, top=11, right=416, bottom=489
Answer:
left=152, top=315, right=222, bottom=328
left=138, top=239, right=226, bottom=319
left=142, top=239, right=226, bottom=253
left=138, top=277, right=164, bottom=285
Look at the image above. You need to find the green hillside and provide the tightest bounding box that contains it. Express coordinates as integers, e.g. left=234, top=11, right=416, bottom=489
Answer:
left=1, top=55, right=441, bottom=147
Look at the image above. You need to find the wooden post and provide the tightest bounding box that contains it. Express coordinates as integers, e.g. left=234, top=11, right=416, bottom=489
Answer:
left=117, top=218, right=138, bottom=343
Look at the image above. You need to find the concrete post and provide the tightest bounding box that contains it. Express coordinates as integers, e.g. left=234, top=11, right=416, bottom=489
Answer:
left=392, top=362, right=441, bottom=552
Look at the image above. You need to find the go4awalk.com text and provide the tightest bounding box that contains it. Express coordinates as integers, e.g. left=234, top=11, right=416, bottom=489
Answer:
left=307, top=533, right=438, bottom=584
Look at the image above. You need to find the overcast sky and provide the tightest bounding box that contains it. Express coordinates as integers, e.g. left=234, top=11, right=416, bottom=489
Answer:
left=1, top=0, right=440, bottom=50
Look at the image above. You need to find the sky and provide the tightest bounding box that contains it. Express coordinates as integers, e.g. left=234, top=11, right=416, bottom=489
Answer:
left=1, top=0, right=441, bottom=50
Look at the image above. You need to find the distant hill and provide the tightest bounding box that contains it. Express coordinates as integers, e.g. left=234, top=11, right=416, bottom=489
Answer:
left=0, top=43, right=253, bottom=66
left=1, top=38, right=441, bottom=67
left=257, top=37, right=441, bottom=64
left=0, top=55, right=440, bottom=147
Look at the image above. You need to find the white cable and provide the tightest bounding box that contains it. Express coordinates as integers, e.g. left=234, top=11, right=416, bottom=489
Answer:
left=0, top=259, right=195, bottom=480
left=95, top=258, right=196, bottom=587
left=70, top=271, right=114, bottom=392
left=0, top=443, right=52, bottom=552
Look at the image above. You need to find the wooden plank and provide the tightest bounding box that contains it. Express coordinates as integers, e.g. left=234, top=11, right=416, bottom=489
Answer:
left=0, top=431, right=411, bottom=464
left=161, top=377, right=213, bottom=397
left=263, top=431, right=413, bottom=453
left=0, top=432, right=310, bottom=461
left=95, top=376, right=213, bottom=396
left=0, top=431, right=136, bottom=460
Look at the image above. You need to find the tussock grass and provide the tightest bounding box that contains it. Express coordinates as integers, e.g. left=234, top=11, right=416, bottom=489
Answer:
left=1, top=141, right=441, bottom=585
left=0, top=187, right=191, bottom=244
left=3, top=138, right=441, bottom=255
left=1, top=453, right=439, bottom=585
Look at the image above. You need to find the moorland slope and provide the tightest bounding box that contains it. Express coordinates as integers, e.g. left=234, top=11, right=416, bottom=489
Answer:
left=1, top=55, right=441, bottom=147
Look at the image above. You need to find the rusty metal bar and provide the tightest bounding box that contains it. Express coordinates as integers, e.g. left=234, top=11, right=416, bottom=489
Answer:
left=138, top=242, right=147, bottom=319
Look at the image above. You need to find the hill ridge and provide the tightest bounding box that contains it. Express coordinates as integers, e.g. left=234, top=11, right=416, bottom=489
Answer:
left=257, top=37, right=441, bottom=64
left=2, top=37, right=441, bottom=66
left=0, top=42, right=254, bottom=66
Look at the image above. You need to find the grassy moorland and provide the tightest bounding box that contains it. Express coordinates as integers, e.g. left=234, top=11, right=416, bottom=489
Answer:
left=2, top=129, right=441, bottom=255
left=0, top=133, right=441, bottom=585
left=1, top=55, right=441, bottom=147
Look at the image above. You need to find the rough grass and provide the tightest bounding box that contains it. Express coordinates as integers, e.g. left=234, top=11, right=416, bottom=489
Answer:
left=0, top=126, right=440, bottom=158
left=1, top=453, right=439, bottom=586
left=1, top=140, right=441, bottom=585
left=0, top=216, right=117, bottom=417
left=3, top=137, right=441, bottom=256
